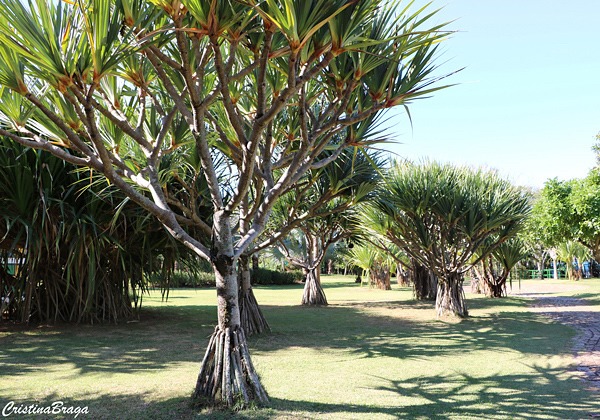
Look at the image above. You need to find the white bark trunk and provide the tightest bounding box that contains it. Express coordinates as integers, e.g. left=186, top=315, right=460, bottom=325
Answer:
left=302, top=268, right=328, bottom=305
left=194, top=211, right=269, bottom=407
left=212, top=211, right=240, bottom=330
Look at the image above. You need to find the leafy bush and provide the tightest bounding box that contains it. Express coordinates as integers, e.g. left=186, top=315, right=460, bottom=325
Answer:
left=149, top=271, right=216, bottom=288
left=0, top=139, right=184, bottom=323
left=149, top=268, right=302, bottom=289
left=251, top=268, right=303, bottom=285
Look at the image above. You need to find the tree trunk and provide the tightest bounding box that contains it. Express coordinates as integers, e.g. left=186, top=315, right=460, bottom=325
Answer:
left=251, top=254, right=259, bottom=271
left=435, top=274, right=467, bottom=317
left=396, top=267, right=410, bottom=286
left=593, top=248, right=600, bottom=266
left=412, top=261, right=437, bottom=300
left=484, top=271, right=508, bottom=298
left=470, top=264, right=485, bottom=294
left=301, top=236, right=327, bottom=305
left=552, top=259, right=558, bottom=279
left=369, top=261, right=391, bottom=290
left=327, top=259, right=333, bottom=275
left=238, top=255, right=271, bottom=336
left=537, top=259, right=544, bottom=279
left=302, top=267, right=328, bottom=305
left=478, top=257, right=507, bottom=298
left=194, top=212, right=268, bottom=407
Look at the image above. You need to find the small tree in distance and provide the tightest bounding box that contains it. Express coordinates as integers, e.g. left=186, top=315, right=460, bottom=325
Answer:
left=471, top=238, right=528, bottom=297
left=263, top=148, right=383, bottom=305
left=348, top=242, right=397, bottom=290
left=556, top=241, right=591, bottom=281
left=0, top=0, right=455, bottom=407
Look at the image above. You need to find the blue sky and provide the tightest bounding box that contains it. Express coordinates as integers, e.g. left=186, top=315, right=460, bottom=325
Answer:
left=384, top=0, right=599, bottom=189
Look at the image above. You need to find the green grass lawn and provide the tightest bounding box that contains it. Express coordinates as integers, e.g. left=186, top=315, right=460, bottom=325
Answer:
left=1, top=276, right=599, bottom=419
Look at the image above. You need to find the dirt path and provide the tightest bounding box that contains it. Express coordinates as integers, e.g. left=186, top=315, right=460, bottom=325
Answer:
left=508, top=283, right=600, bottom=389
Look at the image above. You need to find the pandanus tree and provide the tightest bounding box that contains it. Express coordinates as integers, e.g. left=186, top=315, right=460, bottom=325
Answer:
left=557, top=241, right=591, bottom=280
left=470, top=238, right=528, bottom=297
left=359, top=161, right=530, bottom=317
left=354, top=201, right=437, bottom=299
left=348, top=242, right=397, bottom=290
left=264, top=148, right=382, bottom=305
left=282, top=209, right=350, bottom=305
left=238, top=119, right=382, bottom=327
left=0, top=0, right=453, bottom=407
left=0, top=138, right=185, bottom=323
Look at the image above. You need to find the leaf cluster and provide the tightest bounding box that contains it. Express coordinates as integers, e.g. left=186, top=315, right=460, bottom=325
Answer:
left=358, top=161, right=531, bottom=281
left=0, top=138, right=187, bottom=323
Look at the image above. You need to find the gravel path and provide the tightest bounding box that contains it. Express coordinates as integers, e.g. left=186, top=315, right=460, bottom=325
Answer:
left=529, top=296, right=600, bottom=386
left=507, top=284, right=600, bottom=389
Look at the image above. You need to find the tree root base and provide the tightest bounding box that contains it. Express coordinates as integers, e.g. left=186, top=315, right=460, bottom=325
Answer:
left=194, top=325, right=269, bottom=408
left=301, top=270, right=328, bottom=305
left=436, top=279, right=468, bottom=318
left=240, top=289, right=271, bottom=336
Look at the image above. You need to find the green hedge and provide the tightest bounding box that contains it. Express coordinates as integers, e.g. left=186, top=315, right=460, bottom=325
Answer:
left=149, top=271, right=216, bottom=288
left=149, top=268, right=303, bottom=288
left=251, top=268, right=303, bottom=285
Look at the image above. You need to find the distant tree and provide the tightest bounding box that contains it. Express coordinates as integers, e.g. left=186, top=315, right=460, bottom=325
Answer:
left=471, top=238, right=528, bottom=297
left=266, top=149, right=381, bottom=304
left=521, top=190, right=552, bottom=279
left=556, top=241, right=591, bottom=281
left=531, top=170, right=600, bottom=263
left=572, top=242, right=592, bottom=279
left=528, top=180, right=574, bottom=248
left=548, top=248, right=559, bottom=279
left=359, top=161, right=530, bottom=317
left=356, top=208, right=437, bottom=299
left=348, top=242, right=396, bottom=290
left=592, top=132, right=600, bottom=166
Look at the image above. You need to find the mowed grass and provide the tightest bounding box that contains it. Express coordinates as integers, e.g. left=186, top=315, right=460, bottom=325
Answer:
left=1, top=276, right=600, bottom=419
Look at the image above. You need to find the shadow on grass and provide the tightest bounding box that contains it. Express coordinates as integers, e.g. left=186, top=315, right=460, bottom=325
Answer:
left=4, top=364, right=596, bottom=420
left=0, top=296, right=574, bottom=377
left=0, top=290, right=595, bottom=420
left=0, top=305, right=218, bottom=377
left=260, top=366, right=598, bottom=420
left=367, top=365, right=597, bottom=420
left=249, top=296, right=571, bottom=363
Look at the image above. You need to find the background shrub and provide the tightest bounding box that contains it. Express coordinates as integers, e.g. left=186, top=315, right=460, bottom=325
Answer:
left=149, top=271, right=216, bottom=288
left=149, top=267, right=303, bottom=289
left=251, top=268, right=303, bottom=285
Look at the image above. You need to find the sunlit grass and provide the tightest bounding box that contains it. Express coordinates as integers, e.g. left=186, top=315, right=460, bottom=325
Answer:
left=1, top=275, right=599, bottom=419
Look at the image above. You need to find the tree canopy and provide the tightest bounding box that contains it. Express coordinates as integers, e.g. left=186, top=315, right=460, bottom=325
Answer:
left=358, top=161, right=530, bottom=317
left=529, top=169, right=600, bottom=262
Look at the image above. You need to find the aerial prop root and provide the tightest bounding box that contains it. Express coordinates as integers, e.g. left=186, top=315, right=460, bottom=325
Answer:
left=194, top=325, right=269, bottom=407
